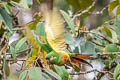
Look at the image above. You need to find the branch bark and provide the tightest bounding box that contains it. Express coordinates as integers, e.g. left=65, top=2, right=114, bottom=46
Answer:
left=70, top=69, right=113, bottom=76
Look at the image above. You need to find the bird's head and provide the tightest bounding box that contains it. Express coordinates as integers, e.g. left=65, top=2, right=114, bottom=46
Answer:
left=46, top=51, right=61, bottom=64
left=46, top=51, right=70, bottom=65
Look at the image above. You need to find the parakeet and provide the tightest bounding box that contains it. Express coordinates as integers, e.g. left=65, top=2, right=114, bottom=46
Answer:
left=41, top=4, right=92, bottom=68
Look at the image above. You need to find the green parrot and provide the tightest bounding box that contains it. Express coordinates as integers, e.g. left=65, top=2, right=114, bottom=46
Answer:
left=40, top=4, right=92, bottom=68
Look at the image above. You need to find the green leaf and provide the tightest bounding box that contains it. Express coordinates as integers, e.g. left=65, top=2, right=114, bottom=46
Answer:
left=60, top=10, right=76, bottom=36
left=17, top=42, right=27, bottom=53
left=54, top=65, right=69, bottom=80
left=104, top=26, right=112, bottom=38
left=10, top=40, right=28, bottom=53
left=42, top=72, right=52, bottom=80
left=29, top=67, right=42, bottom=80
left=12, top=38, right=26, bottom=59
left=19, top=71, right=27, bottom=80
left=114, top=15, right=120, bottom=35
left=105, top=44, right=118, bottom=52
left=10, top=40, right=27, bottom=53
left=116, top=5, right=120, bottom=15
left=3, top=57, right=10, bottom=76
left=44, top=68, right=61, bottom=80
left=80, top=41, right=95, bottom=54
left=10, top=46, right=15, bottom=59
left=36, top=22, right=46, bottom=36
left=108, top=0, right=118, bottom=14
left=0, top=8, right=13, bottom=32
left=14, top=37, right=27, bottom=53
left=114, top=64, right=120, bottom=80
left=111, top=29, right=118, bottom=43
left=65, top=33, right=75, bottom=46
left=3, top=3, right=11, bottom=14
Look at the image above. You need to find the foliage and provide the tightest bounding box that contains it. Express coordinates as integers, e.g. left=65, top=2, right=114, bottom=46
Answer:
left=0, top=0, right=120, bottom=80
left=0, top=7, right=13, bottom=32
left=108, top=0, right=120, bottom=15
left=114, top=64, right=120, bottom=80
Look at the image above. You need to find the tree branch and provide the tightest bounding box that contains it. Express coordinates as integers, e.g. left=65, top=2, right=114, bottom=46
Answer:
left=90, top=52, right=120, bottom=60
left=72, top=0, right=96, bottom=21
left=93, top=61, right=116, bottom=80
left=79, top=30, right=113, bottom=43
left=70, top=69, right=113, bottom=76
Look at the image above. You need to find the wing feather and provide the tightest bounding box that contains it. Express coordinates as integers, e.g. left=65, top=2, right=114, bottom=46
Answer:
left=44, top=7, right=67, bottom=51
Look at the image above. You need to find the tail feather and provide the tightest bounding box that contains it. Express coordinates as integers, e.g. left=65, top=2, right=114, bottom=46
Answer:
left=71, top=57, right=93, bottom=68
left=71, top=54, right=90, bottom=59
left=66, top=61, right=80, bottom=68
left=68, top=54, right=93, bottom=68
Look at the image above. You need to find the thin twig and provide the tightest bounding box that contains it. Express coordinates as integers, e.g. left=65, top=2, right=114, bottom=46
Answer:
left=3, top=67, right=7, bottom=80
left=70, top=69, right=113, bottom=76
left=12, top=27, right=24, bottom=31
left=94, top=61, right=116, bottom=80
left=89, top=52, right=120, bottom=60
left=72, top=0, right=109, bottom=20
left=15, top=10, right=20, bottom=16
left=79, top=30, right=113, bottom=43
left=16, top=61, right=25, bottom=72
left=94, top=70, right=97, bottom=80
left=79, top=30, right=120, bottom=45
left=90, top=39, right=105, bottom=47
left=0, top=57, right=26, bottom=62
left=0, top=47, right=32, bottom=56
left=0, top=37, right=8, bottom=54
left=72, top=0, right=96, bottom=21
left=88, top=5, right=108, bottom=15
left=99, top=52, right=120, bottom=56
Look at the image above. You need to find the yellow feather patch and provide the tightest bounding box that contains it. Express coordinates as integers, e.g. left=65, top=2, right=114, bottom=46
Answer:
left=43, top=6, right=67, bottom=52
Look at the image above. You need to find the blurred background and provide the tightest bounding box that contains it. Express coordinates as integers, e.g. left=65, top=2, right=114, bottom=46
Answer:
left=1, top=0, right=114, bottom=80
